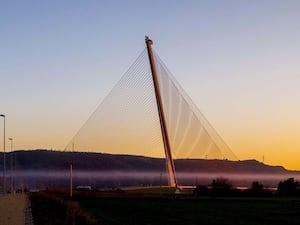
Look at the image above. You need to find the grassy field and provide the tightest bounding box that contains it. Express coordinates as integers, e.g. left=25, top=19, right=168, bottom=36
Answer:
left=29, top=190, right=300, bottom=225
left=78, top=196, right=300, bottom=225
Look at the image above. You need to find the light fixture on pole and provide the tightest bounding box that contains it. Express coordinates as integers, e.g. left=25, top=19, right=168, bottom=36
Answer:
left=0, top=114, right=6, bottom=195
left=9, top=138, right=13, bottom=194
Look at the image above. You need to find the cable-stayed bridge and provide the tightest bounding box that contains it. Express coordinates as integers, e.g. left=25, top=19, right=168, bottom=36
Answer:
left=65, top=36, right=238, bottom=187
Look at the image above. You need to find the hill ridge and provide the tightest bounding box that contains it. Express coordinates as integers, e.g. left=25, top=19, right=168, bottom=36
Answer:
left=2, top=149, right=297, bottom=174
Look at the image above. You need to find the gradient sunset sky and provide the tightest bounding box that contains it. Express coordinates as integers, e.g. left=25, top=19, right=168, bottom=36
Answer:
left=1, top=1, right=300, bottom=170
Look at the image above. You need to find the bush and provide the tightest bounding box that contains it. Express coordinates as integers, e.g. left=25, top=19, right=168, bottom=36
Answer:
left=277, top=177, right=299, bottom=196
left=30, top=192, right=97, bottom=225
left=193, top=185, right=209, bottom=196
left=251, top=181, right=264, bottom=193
left=212, top=177, right=232, bottom=190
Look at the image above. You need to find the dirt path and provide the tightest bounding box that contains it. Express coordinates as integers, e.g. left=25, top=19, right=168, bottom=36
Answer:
left=0, top=194, right=27, bottom=225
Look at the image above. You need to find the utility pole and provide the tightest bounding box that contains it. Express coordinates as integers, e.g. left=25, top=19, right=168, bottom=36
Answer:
left=1, top=114, right=6, bottom=194
left=70, top=163, right=73, bottom=197
left=9, top=138, right=13, bottom=194
left=70, top=142, right=74, bottom=198
left=145, top=36, right=178, bottom=187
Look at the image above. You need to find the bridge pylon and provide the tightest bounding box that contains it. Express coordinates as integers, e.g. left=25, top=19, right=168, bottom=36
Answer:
left=145, top=36, right=178, bottom=188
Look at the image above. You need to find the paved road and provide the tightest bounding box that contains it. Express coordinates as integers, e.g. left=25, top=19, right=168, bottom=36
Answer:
left=0, top=194, right=32, bottom=225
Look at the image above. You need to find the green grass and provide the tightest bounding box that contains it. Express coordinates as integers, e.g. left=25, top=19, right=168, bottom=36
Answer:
left=78, top=196, right=300, bottom=225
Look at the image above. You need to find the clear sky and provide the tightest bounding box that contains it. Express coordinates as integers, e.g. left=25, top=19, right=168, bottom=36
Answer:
left=1, top=0, right=300, bottom=170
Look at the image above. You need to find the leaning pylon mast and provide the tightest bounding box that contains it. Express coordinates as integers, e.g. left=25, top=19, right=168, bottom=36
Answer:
left=145, top=36, right=178, bottom=187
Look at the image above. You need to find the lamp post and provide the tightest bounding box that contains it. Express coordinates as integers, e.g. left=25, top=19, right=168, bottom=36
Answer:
left=70, top=142, right=74, bottom=198
left=0, top=114, right=6, bottom=195
left=9, top=138, right=13, bottom=194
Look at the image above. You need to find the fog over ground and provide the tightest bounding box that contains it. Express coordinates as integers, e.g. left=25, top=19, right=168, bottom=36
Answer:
left=6, top=170, right=300, bottom=190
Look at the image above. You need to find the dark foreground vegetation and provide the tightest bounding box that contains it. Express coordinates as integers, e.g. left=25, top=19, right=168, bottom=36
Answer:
left=78, top=196, right=300, bottom=225
left=30, top=180, right=300, bottom=225
left=30, top=191, right=97, bottom=225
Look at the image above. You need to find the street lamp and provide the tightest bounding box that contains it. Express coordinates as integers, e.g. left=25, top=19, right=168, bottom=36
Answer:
left=0, top=114, right=6, bottom=195
left=9, top=138, right=13, bottom=194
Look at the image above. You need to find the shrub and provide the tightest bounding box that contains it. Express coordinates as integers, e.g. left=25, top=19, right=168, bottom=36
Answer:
left=30, top=192, right=97, bottom=225
left=193, top=185, right=209, bottom=196
left=212, top=177, right=232, bottom=190
left=251, top=181, right=264, bottom=193
left=277, top=177, right=299, bottom=196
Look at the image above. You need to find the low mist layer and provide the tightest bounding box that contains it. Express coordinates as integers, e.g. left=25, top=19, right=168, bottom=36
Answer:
left=6, top=170, right=300, bottom=190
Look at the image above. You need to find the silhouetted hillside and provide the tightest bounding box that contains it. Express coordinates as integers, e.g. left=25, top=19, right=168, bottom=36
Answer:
left=1, top=149, right=297, bottom=175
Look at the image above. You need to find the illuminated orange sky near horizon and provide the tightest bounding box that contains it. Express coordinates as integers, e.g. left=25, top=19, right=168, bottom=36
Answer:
left=1, top=1, right=300, bottom=170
